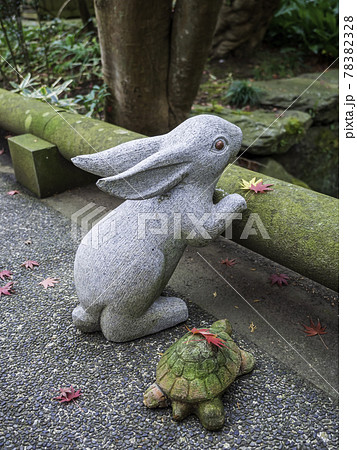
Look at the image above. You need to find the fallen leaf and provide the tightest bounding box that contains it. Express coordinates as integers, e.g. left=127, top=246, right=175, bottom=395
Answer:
left=240, top=177, right=263, bottom=190
left=4, top=135, right=12, bottom=139
left=302, top=318, right=327, bottom=337
left=186, top=326, right=210, bottom=336
left=185, top=326, right=228, bottom=348
left=21, top=260, right=39, bottom=270
left=249, top=322, right=257, bottom=333
left=250, top=268, right=256, bottom=271
left=7, top=190, right=20, bottom=196
left=253, top=299, right=261, bottom=303
left=234, top=305, right=239, bottom=309
left=0, top=270, right=12, bottom=281
left=0, top=149, right=4, bottom=155
left=302, top=318, right=328, bottom=349
left=220, top=258, right=236, bottom=267
left=270, top=273, right=289, bottom=287
left=204, top=334, right=229, bottom=348
left=213, top=292, right=217, bottom=297
left=250, top=181, right=274, bottom=194
left=39, top=277, right=59, bottom=289
left=54, top=386, right=82, bottom=403
left=0, top=281, right=14, bottom=296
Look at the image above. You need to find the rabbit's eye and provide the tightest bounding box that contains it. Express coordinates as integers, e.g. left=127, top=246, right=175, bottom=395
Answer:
left=215, top=140, right=225, bottom=150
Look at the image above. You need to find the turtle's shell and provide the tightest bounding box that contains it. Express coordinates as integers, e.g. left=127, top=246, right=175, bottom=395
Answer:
left=156, top=328, right=241, bottom=403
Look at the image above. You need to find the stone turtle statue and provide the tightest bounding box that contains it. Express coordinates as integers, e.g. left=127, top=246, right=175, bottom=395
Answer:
left=143, top=319, right=255, bottom=430
left=71, top=115, right=246, bottom=342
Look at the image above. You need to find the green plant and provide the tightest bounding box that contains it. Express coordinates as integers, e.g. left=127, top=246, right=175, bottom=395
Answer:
left=224, top=80, right=262, bottom=108
left=284, top=118, right=304, bottom=135
left=9, top=73, right=40, bottom=94
left=75, top=84, right=110, bottom=118
left=50, top=30, right=102, bottom=81
left=10, top=73, right=77, bottom=110
left=0, top=18, right=101, bottom=87
left=265, top=0, right=338, bottom=58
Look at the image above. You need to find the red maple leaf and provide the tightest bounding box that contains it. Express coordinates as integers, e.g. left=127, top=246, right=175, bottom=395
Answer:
left=302, top=318, right=328, bottom=349
left=220, top=258, right=237, bottom=267
left=7, top=190, right=20, bottom=196
left=302, top=318, right=327, bottom=336
left=185, top=326, right=211, bottom=336
left=249, top=181, right=274, bottom=194
left=0, top=270, right=12, bottom=281
left=21, top=260, right=39, bottom=270
left=0, top=281, right=14, bottom=296
left=270, top=273, right=289, bottom=287
left=54, top=386, right=82, bottom=403
left=39, top=277, right=59, bottom=289
left=185, top=326, right=228, bottom=348
left=204, top=334, right=229, bottom=348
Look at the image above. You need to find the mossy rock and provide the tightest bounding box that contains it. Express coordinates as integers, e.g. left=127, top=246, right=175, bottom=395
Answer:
left=255, top=157, right=310, bottom=189
left=255, top=75, right=338, bottom=124
left=191, top=105, right=312, bottom=155
left=0, top=89, right=143, bottom=162
left=216, top=165, right=338, bottom=291
left=274, top=125, right=339, bottom=198
left=298, top=69, right=338, bottom=85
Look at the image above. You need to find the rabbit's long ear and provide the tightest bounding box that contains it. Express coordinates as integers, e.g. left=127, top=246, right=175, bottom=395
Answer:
left=71, top=135, right=163, bottom=177
left=96, top=149, right=191, bottom=200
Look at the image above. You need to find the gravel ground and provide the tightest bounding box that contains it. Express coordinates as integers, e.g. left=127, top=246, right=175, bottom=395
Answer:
left=0, top=173, right=338, bottom=449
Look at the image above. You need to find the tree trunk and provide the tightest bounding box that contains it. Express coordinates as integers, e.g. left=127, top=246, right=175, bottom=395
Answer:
left=168, top=0, right=223, bottom=129
left=94, top=0, right=222, bottom=136
left=77, top=0, right=95, bottom=33
left=211, top=0, right=280, bottom=59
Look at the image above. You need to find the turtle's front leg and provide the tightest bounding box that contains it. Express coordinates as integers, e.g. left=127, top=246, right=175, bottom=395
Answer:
left=172, top=401, right=193, bottom=421
left=196, top=397, right=225, bottom=430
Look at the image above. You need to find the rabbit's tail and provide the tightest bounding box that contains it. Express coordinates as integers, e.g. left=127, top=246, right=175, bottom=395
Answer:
left=72, top=304, right=102, bottom=333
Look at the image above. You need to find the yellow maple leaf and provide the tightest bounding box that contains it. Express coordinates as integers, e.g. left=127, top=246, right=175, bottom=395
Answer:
left=240, top=177, right=263, bottom=190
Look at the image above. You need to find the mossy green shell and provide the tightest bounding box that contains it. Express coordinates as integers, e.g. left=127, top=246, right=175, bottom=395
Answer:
left=156, top=329, right=241, bottom=403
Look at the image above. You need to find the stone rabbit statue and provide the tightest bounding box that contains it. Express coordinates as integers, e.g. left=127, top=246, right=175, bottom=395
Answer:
left=71, top=115, right=246, bottom=342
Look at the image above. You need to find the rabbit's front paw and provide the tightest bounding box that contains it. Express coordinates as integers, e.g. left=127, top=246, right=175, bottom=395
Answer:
left=216, top=193, right=247, bottom=214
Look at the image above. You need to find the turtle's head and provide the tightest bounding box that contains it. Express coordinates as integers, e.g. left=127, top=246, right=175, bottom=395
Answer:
left=210, top=319, right=233, bottom=336
left=239, top=350, right=255, bottom=375
left=143, top=383, right=169, bottom=408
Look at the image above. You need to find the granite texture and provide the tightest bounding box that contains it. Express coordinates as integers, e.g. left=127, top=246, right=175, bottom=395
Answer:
left=71, top=115, right=247, bottom=342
